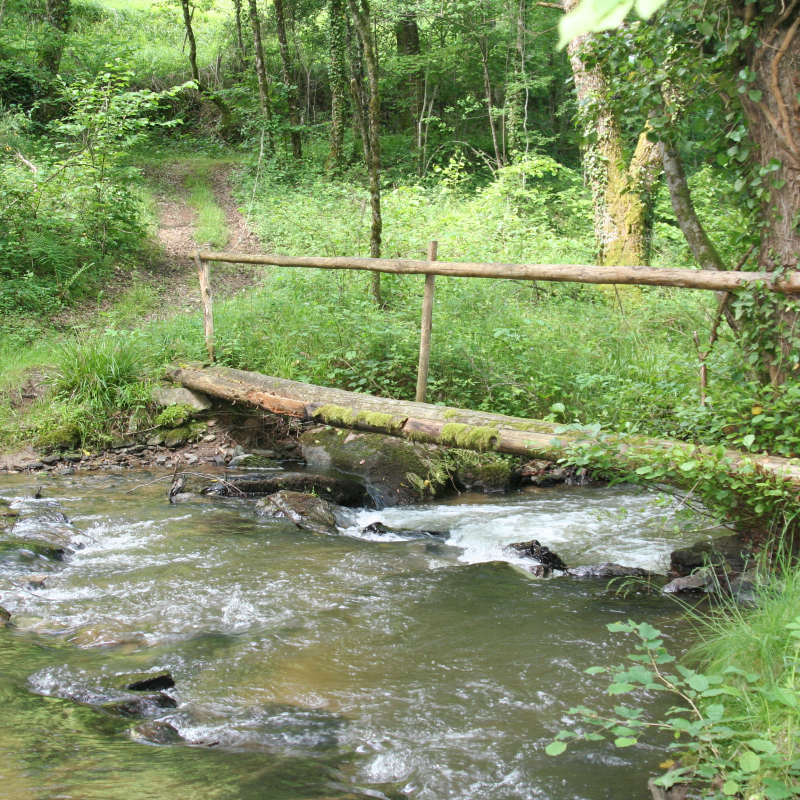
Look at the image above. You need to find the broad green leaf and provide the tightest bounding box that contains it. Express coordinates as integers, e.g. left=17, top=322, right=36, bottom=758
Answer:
left=722, top=780, right=741, bottom=796
left=584, top=666, right=606, bottom=674
left=746, top=739, right=777, bottom=754
left=558, top=0, right=635, bottom=48
left=608, top=682, right=635, bottom=694
left=546, top=741, right=567, bottom=756
left=614, top=737, right=637, bottom=747
left=687, top=674, right=710, bottom=692
left=738, top=751, right=761, bottom=772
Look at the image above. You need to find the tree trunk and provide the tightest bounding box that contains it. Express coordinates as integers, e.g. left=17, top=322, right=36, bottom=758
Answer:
left=232, top=0, right=246, bottom=69
left=564, top=0, right=661, bottom=266
left=181, top=0, right=234, bottom=137
left=246, top=0, right=272, bottom=123
left=39, top=0, right=70, bottom=75
left=395, top=10, right=423, bottom=135
left=327, top=0, right=349, bottom=172
left=274, top=0, right=303, bottom=159
left=165, top=361, right=800, bottom=485
left=349, top=0, right=383, bottom=304
left=733, top=2, right=800, bottom=385
left=507, top=0, right=527, bottom=159
left=478, top=35, right=503, bottom=168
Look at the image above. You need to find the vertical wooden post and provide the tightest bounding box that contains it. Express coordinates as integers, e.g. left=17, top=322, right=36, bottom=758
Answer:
left=415, top=240, right=437, bottom=403
left=195, top=248, right=215, bottom=363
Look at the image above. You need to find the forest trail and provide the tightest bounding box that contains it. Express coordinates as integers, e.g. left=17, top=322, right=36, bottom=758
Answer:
left=145, top=159, right=263, bottom=317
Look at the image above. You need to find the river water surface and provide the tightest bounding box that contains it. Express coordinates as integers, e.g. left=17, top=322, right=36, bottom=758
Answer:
left=0, top=469, right=714, bottom=800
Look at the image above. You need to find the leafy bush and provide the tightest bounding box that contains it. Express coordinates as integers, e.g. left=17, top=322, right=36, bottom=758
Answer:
left=548, top=617, right=800, bottom=800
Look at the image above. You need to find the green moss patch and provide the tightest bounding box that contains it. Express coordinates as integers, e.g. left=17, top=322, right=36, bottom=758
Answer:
left=440, top=423, right=498, bottom=452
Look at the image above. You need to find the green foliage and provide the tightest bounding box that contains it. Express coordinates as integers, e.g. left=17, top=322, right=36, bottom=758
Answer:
left=0, top=66, right=185, bottom=312
left=549, top=617, right=800, bottom=800
left=154, top=404, right=196, bottom=428
left=556, top=423, right=800, bottom=536
left=47, top=334, right=152, bottom=414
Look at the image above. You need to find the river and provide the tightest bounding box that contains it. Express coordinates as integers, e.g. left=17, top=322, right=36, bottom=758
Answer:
left=0, top=468, right=713, bottom=799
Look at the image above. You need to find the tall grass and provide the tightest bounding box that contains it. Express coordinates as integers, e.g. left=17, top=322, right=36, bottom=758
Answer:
left=48, top=336, right=152, bottom=412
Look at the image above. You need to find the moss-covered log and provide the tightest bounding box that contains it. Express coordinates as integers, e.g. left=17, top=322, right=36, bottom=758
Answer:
left=165, top=362, right=800, bottom=484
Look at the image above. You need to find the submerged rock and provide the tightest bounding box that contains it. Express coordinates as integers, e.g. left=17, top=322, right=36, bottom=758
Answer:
left=300, top=427, right=443, bottom=507
left=100, top=692, right=177, bottom=718
left=127, top=720, right=184, bottom=746
left=256, top=490, right=351, bottom=535
left=360, top=521, right=446, bottom=538
left=117, top=670, right=176, bottom=692
left=0, top=605, right=11, bottom=626
left=209, top=472, right=370, bottom=507
left=565, top=563, right=656, bottom=579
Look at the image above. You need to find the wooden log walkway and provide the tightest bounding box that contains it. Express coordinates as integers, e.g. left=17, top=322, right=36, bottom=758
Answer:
left=167, top=362, right=800, bottom=484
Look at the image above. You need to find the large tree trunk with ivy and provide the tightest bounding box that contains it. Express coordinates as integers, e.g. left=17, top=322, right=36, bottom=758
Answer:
left=327, top=0, right=348, bottom=173
left=349, top=0, right=383, bottom=305
left=736, top=2, right=800, bottom=385
left=180, top=0, right=233, bottom=137
left=563, top=0, right=661, bottom=266
left=716, top=2, right=799, bottom=385
left=274, top=0, right=303, bottom=159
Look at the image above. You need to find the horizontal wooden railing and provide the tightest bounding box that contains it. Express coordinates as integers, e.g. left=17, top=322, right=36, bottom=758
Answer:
left=194, top=250, right=800, bottom=294
left=191, top=246, right=800, bottom=404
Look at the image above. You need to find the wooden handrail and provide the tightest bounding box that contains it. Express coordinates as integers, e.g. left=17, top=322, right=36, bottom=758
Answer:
left=194, top=250, right=800, bottom=293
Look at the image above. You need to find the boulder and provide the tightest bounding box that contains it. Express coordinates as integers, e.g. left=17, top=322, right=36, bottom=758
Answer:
left=728, top=570, right=762, bottom=606
left=456, top=461, right=511, bottom=493
left=515, top=459, right=568, bottom=487
left=151, top=386, right=212, bottom=411
left=0, top=605, right=10, bottom=626
left=300, top=427, right=443, bottom=508
left=565, top=563, right=657, bottom=579
left=127, top=720, right=184, bottom=746
left=662, top=570, right=715, bottom=594
left=208, top=472, right=370, bottom=507
left=509, top=540, right=568, bottom=571
left=116, top=670, right=175, bottom=692
left=255, top=490, right=352, bottom=535
left=669, top=533, right=753, bottom=577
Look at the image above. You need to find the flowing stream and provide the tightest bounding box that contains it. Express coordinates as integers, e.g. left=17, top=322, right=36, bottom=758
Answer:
left=0, top=469, right=716, bottom=800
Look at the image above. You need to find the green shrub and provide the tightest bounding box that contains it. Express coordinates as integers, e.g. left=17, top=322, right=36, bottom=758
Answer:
left=48, top=335, right=151, bottom=412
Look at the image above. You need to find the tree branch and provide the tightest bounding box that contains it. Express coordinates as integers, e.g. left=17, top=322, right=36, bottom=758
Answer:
left=660, top=140, right=727, bottom=272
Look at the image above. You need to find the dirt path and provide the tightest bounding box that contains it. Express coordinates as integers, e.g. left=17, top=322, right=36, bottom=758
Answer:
left=147, top=161, right=263, bottom=316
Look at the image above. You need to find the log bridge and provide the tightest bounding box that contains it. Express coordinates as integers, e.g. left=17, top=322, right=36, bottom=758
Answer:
left=166, top=362, right=800, bottom=485
left=181, top=248, right=800, bottom=485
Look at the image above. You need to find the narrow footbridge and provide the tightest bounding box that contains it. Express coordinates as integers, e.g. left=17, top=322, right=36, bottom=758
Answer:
left=167, top=362, right=800, bottom=486
left=179, top=248, right=800, bottom=487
